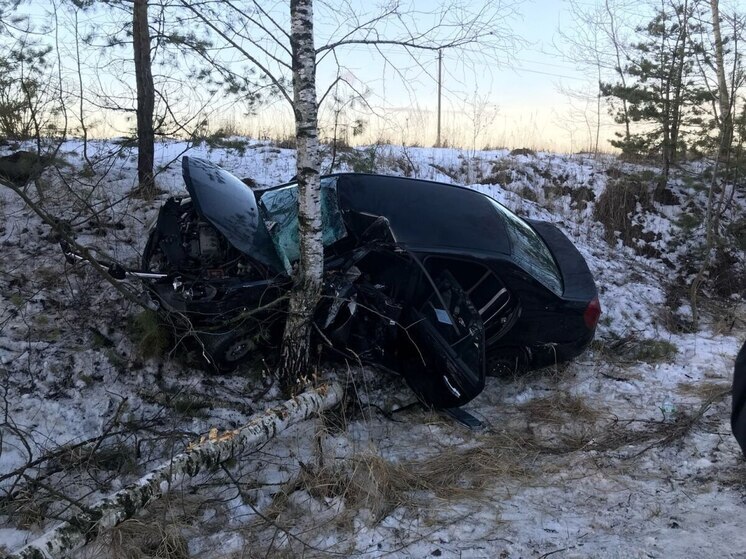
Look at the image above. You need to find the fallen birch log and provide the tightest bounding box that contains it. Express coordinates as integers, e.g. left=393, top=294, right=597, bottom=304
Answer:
left=6, top=382, right=345, bottom=559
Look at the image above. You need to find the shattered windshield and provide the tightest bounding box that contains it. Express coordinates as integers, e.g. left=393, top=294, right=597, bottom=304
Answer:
left=489, top=199, right=563, bottom=296
left=258, top=177, right=346, bottom=273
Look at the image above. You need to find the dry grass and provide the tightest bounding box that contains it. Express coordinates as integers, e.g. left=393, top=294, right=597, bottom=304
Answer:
left=571, top=385, right=730, bottom=457
left=519, top=392, right=602, bottom=425
left=270, top=381, right=728, bottom=527
left=248, top=437, right=523, bottom=553
left=76, top=358, right=729, bottom=557
left=241, top=430, right=540, bottom=556
left=93, top=497, right=209, bottom=559
left=267, top=430, right=536, bottom=528
left=592, top=334, right=678, bottom=364
left=346, top=436, right=531, bottom=510
left=221, top=377, right=731, bottom=557
left=514, top=378, right=729, bottom=458
left=105, top=520, right=189, bottom=559
left=515, top=390, right=609, bottom=455
left=53, top=441, right=138, bottom=474
left=1, top=488, right=51, bottom=530
left=676, top=380, right=731, bottom=401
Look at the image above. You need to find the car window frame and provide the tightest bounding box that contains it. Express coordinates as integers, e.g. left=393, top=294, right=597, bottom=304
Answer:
left=488, top=199, right=564, bottom=296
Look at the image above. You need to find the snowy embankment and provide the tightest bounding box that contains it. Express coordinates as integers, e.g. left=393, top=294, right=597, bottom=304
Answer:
left=0, top=138, right=744, bottom=558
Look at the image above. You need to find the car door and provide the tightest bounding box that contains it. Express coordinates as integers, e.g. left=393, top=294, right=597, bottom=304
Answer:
left=402, top=270, right=486, bottom=409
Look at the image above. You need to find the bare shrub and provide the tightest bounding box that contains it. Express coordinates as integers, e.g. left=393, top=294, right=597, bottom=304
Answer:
left=509, top=148, right=535, bottom=157
left=479, top=159, right=513, bottom=185
left=593, top=172, right=655, bottom=249
left=274, top=136, right=297, bottom=150
left=429, top=163, right=460, bottom=181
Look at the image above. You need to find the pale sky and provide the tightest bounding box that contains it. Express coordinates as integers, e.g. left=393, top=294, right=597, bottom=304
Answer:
left=283, top=0, right=628, bottom=152
left=9, top=0, right=724, bottom=152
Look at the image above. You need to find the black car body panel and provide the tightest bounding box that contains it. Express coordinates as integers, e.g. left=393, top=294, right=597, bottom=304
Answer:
left=402, top=270, right=486, bottom=408
left=336, top=174, right=511, bottom=254
left=731, top=340, right=746, bottom=456
left=137, top=158, right=600, bottom=408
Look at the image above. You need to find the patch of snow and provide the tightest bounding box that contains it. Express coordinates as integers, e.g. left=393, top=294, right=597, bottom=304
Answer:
left=0, top=139, right=744, bottom=558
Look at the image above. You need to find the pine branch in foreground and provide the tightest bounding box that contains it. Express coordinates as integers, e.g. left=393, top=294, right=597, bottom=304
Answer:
left=5, top=382, right=345, bottom=559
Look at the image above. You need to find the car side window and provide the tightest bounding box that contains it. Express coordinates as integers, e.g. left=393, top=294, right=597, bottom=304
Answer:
left=489, top=199, right=563, bottom=295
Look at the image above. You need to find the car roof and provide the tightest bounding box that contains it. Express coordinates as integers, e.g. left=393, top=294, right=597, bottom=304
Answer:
left=333, top=173, right=511, bottom=255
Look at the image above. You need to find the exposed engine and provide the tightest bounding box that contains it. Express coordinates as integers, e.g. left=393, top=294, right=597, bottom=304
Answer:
left=180, top=214, right=235, bottom=276
left=190, top=223, right=222, bottom=264
left=144, top=197, right=259, bottom=281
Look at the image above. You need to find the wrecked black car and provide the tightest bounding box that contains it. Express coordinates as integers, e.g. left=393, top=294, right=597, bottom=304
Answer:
left=125, top=157, right=601, bottom=408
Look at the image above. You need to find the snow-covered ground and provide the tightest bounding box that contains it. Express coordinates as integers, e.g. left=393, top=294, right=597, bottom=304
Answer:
left=0, top=138, right=744, bottom=558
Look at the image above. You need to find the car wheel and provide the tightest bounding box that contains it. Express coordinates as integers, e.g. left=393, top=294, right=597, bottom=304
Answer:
left=199, top=329, right=256, bottom=371
left=487, top=348, right=529, bottom=377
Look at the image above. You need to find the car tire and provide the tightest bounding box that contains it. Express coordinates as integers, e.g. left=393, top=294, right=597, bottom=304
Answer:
left=487, top=347, right=529, bottom=377
left=199, top=329, right=256, bottom=372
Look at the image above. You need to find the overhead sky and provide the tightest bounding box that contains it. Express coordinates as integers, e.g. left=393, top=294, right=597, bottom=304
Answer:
left=465, top=0, right=608, bottom=151
left=453, top=0, right=599, bottom=151
left=4, top=0, right=615, bottom=152
left=10, top=0, right=736, bottom=153
left=279, top=0, right=633, bottom=153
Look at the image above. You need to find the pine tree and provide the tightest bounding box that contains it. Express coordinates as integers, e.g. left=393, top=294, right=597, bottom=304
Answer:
left=601, top=0, right=709, bottom=188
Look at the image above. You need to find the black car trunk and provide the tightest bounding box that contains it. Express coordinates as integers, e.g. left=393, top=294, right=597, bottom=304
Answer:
left=526, top=220, right=598, bottom=302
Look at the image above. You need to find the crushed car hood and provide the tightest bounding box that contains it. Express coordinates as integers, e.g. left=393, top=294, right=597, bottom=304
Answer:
left=182, top=157, right=283, bottom=271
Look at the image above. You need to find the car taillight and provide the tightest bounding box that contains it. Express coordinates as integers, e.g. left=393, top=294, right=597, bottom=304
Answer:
left=584, top=297, right=601, bottom=329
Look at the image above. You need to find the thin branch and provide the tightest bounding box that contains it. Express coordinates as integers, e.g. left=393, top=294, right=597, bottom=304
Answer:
left=177, top=0, right=292, bottom=106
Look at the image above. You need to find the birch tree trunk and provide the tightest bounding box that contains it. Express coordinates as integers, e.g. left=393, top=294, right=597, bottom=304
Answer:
left=605, top=0, right=631, bottom=145
left=6, top=383, right=344, bottom=559
left=278, top=0, right=324, bottom=396
left=133, top=0, right=155, bottom=197
left=710, top=0, right=732, bottom=157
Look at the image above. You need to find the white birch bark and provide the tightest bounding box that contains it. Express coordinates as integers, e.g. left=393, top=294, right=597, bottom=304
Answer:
left=710, top=0, right=732, bottom=155
left=5, top=382, right=344, bottom=559
left=278, top=0, right=324, bottom=393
